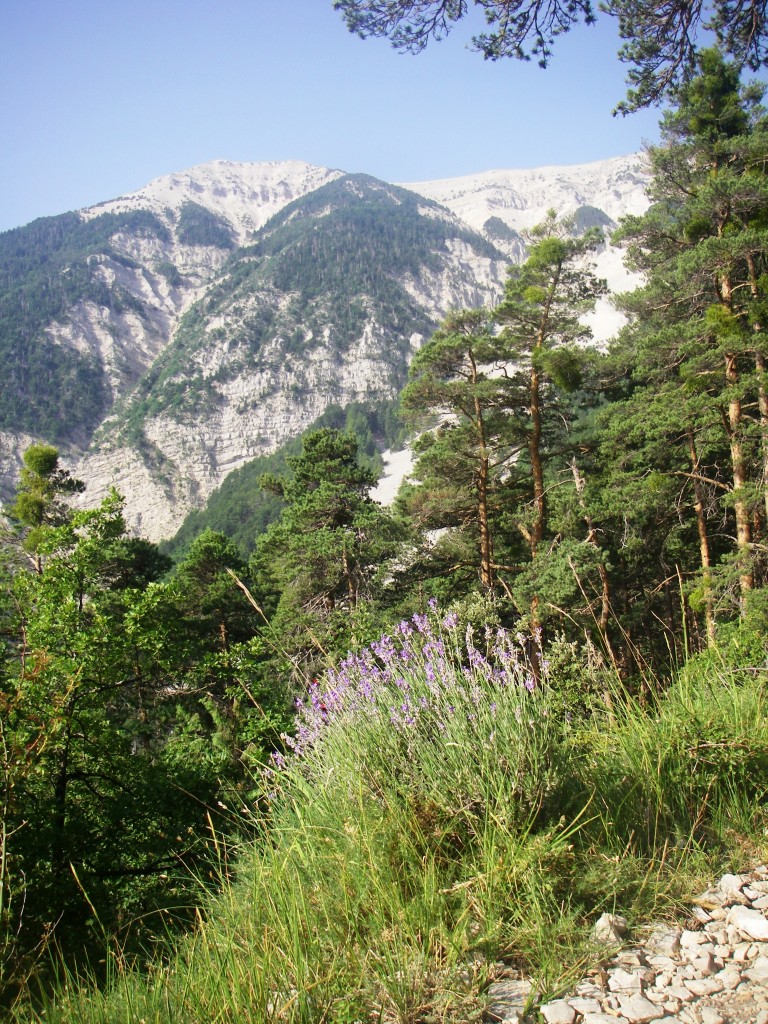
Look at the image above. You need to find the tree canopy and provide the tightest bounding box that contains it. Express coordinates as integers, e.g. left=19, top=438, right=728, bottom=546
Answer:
left=332, top=0, right=768, bottom=109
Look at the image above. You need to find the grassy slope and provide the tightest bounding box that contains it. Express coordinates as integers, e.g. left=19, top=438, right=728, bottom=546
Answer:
left=13, top=614, right=768, bottom=1023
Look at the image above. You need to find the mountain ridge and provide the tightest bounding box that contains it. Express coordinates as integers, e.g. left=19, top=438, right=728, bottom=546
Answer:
left=0, top=153, right=650, bottom=541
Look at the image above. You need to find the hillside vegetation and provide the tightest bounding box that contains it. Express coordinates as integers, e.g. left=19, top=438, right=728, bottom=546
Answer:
left=1, top=48, right=768, bottom=1024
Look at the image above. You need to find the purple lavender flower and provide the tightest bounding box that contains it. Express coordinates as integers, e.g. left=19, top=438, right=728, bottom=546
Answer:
left=412, top=611, right=429, bottom=633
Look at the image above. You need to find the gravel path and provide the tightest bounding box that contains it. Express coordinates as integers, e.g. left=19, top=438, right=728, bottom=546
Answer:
left=485, top=866, right=768, bottom=1024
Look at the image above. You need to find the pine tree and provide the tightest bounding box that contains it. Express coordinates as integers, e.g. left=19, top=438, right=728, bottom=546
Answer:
left=613, top=48, right=768, bottom=617
left=495, top=213, right=606, bottom=630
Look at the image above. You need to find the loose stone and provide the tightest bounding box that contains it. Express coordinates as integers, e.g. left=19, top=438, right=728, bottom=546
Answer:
left=683, top=977, right=724, bottom=996
left=699, top=1009, right=723, bottom=1024
left=718, top=873, right=747, bottom=895
left=665, top=985, right=695, bottom=1002
left=646, top=990, right=668, bottom=1004
left=688, top=953, right=716, bottom=976
left=648, top=928, right=682, bottom=957
left=593, top=913, right=629, bottom=945
left=575, top=982, right=606, bottom=999
left=539, top=998, right=576, bottom=1024
left=485, top=978, right=534, bottom=1022
left=568, top=997, right=602, bottom=1015
left=715, top=965, right=741, bottom=989
left=648, top=955, right=679, bottom=971
left=691, top=907, right=712, bottom=924
left=618, top=994, right=665, bottom=1022
left=609, top=968, right=644, bottom=992
left=727, top=906, right=768, bottom=941
left=745, top=955, right=768, bottom=982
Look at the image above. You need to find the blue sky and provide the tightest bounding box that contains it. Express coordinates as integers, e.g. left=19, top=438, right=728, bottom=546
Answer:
left=0, top=0, right=665, bottom=233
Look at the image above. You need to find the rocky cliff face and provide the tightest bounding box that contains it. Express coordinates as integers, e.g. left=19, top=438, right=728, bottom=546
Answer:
left=0, top=155, right=649, bottom=540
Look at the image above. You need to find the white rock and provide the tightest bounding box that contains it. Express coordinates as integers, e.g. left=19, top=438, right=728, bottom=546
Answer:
left=753, top=895, right=768, bottom=910
left=718, top=873, right=746, bottom=894
left=568, top=997, right=602, bottom=1015
left=583, top=1015, right=627, bottom=1024
left=645, top=990, right=668, bottom=1004
left=539, top=999, right=576, bottom=1024
left=618, top=994, right=665, bottom=1022
left=727, top=905, right=768, bottom=941
left=647, top=928, right=681, bottom=956
left=683, top=977, right=724, bottom=996
left=575, top=982, right=606, bottom=999
left=679, top=930, right=707, bottom=947
left=699, top=1010, right=723, bottom=1024
left=688, top=952, right=716, bottom=976
left=486, top=978, right=534, bottom=1021
left=609, top=968, right=644, bottom=992
left=592, top=913, right=629, bottom=944
left=716, top=966, right=742, bottom=989
left=756, top=1011, right=768, bottom=1024
left=745, top=955, right=768, bottom=982
left=665, top=986, right=695, bottom=1003
left=647, top=955, right=677, bottom=970
left=690, top=906, right=712, bottom=924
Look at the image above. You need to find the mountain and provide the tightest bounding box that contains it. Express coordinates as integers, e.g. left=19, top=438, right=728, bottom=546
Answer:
left=0, top=155, right=650, bottom=541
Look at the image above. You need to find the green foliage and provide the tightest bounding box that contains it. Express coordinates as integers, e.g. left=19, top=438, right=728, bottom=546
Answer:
left=0, top=210, right=168, bottom=442
left=483, top=215, right=522, bottom=244
left=175, top=202, right=235, bottom=249
left=334, top=0, right=768, bottom=110
left=571, top=205, right=614, bottom=235
left=7, top=445, right=85, bottom=555
left=250, top=428, right=403, bottom=680
left=15, top=610, right=767, bottom=1022
left=162, top=400, right=404, bottom=560
left=0, top=454, right=295, bottom=999
left=608, top=48, right=768, bottom=627
left=111, top=174, right=477, bottom=438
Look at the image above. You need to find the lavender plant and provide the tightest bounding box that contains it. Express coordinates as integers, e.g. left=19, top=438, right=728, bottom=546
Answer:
left=265, top=605, right=568, bottom=862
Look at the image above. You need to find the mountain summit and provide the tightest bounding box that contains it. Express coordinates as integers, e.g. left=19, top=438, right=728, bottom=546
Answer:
left=0, top=154, right=649, bottom=540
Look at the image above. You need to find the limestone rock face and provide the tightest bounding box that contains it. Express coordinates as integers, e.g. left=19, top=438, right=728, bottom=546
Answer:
left=2, top=155, right=651, bottom=540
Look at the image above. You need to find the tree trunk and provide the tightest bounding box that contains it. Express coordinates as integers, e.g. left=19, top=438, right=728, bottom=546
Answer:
left=469, top=349, right=495, bottom=592
left=686, top=428, right=716, bottom=645
left=570, top=459, right=618, bottom=663
left=725, top=351, right=754, bottom=606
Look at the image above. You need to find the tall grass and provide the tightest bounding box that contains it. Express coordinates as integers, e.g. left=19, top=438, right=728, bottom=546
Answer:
left=12, top=610, right=768, bottom=1023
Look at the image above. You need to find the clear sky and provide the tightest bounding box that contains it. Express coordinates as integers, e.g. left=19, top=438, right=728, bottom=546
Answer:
left=0, top=0, right=666, bottom=233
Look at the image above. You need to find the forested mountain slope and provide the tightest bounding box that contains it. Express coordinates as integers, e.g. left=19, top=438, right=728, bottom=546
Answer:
left=0, top=155, right=648, bottom=539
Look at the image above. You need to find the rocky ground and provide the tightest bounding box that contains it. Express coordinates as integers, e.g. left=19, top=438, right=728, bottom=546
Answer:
left=485, top=866, right=768, bottom=1024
